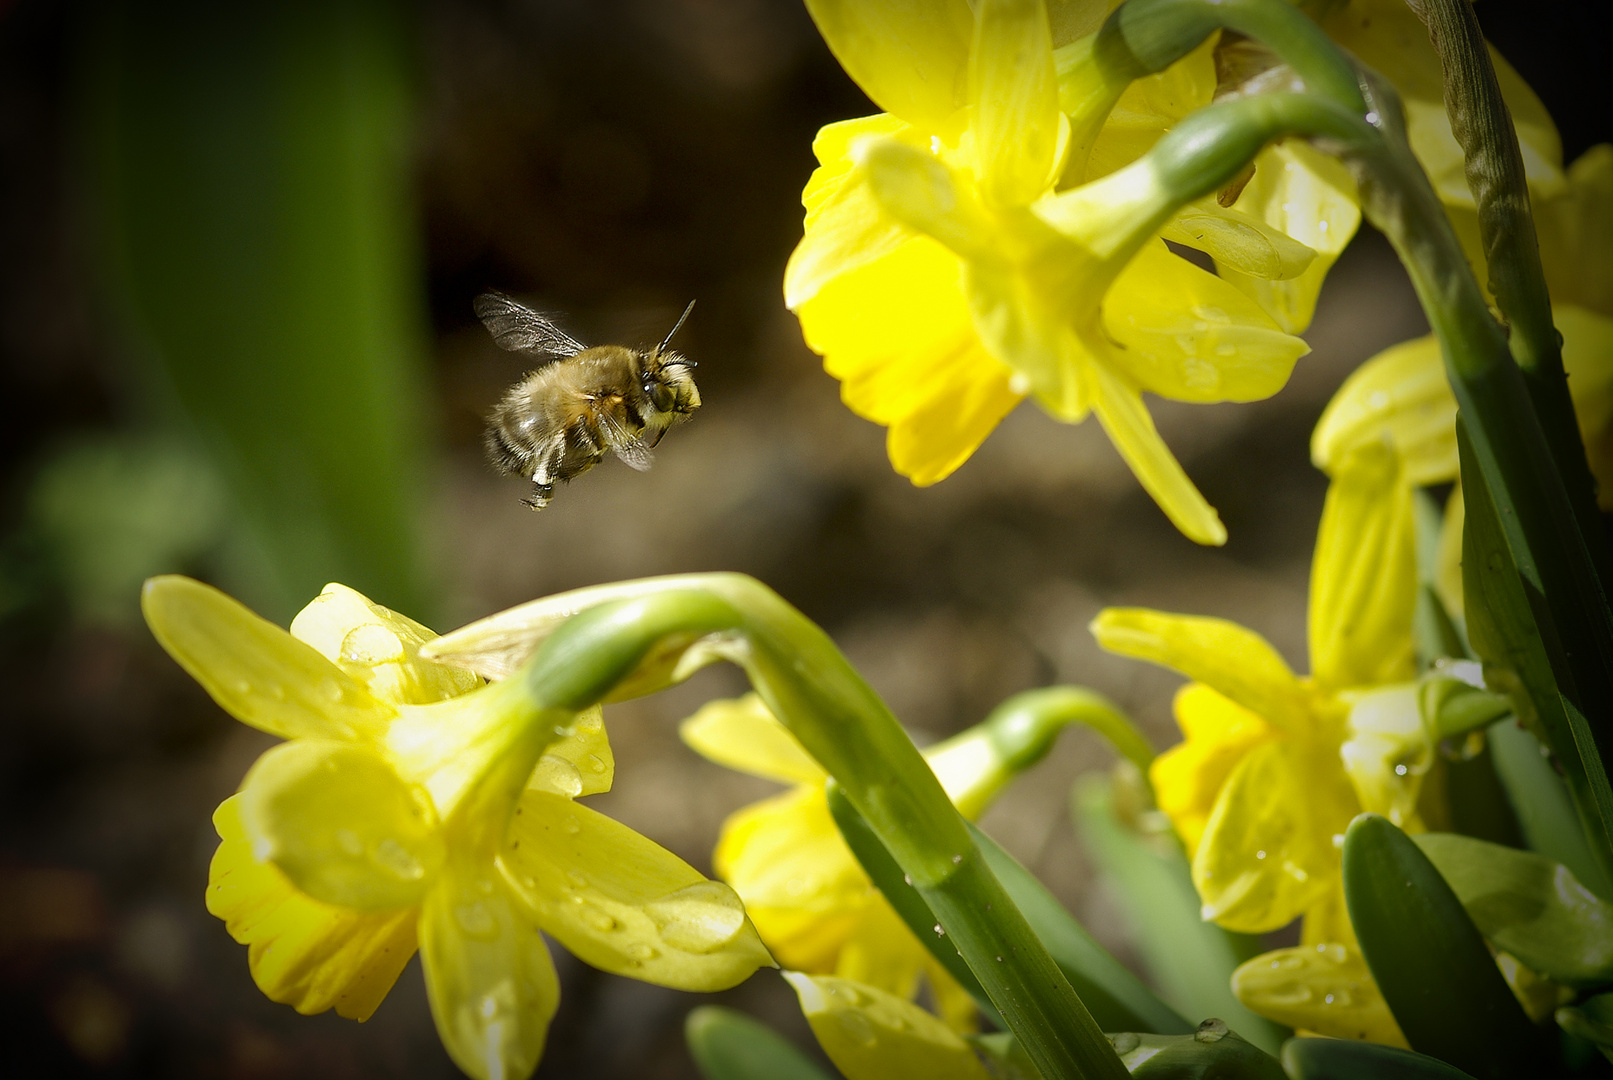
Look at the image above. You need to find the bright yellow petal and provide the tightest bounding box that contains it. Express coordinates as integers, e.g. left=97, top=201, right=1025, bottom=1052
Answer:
left=419, top=866, right=558, bottom=1080
left=527, top=705, right=614, bottom=797
left=786, top=972, right=992, bottom=1080
left=965, top=256, right=1088, bottom=419
left=969, top=0, right=1063, bottom=207
left=713, top=786, right=872, bottom=971
left=501, top=791, right=773, bottom=991
left=1088, top=363, right=1226, bottom=545
left=1150, top=684, right=1275, bottom=855
left=1104, top=241, right=1310, bottom=404
left=799, top=236, right=1023, bottom=485
left=142, top=575, right=393, bottom=742
left=1299, top=883, right=1357, bottom=950
left=925, top=957, right=982, bottom=1034
left=1215, top=143, right=1360, bottom=334
left=1193, top=739, right=1361, bottom=933
left=834, top=896, right=930, bottom=1003
left=680, top=694, right=827, bottom=786
left=1311, top=335, right=1458, bottom=485
left=1232, top=943, right=1407, bottom=1046
left=1339, top=685, right=1431, bottom=828
left=1092, top=608, right=1309, bottom=732
left=785, top=115, right=919, bottom=309
left=802, top=0, right=975, bottom=135
left=1082, top=35, right=1217, bottom=182
left=289, top=582, right=481, bottom=706
left=238, top=741, right=442, bottom=911
left=1308, top=443, right=1418, bottom=690
left=207, top=795, right=417, bottom=1022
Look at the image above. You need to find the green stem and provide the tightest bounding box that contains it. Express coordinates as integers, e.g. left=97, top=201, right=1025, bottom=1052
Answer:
left=517, top=574, right=1127, bottom=1080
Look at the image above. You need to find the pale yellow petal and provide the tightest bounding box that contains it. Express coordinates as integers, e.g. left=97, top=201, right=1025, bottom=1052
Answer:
left=1089, top=364, right=1226, bottom=545
left=803, top=0, right=975, bottom=135
left=965, top=257, right=1088, bottom=419
left=833, top=897, right=930, bottom=1003
left=142, top=575, right=393, bottom=742
left=1299, top=883, right=1357, bottom=950
left=1104, top=242, right=1309, bottom=404
left=1159, top=198, right=1318, bottom=281
left=1311, top=335, right=1458, bottom=485
left=290, top=582, right=481, bottom=706
left=1538, top=147, right=1613, bottom=316
left=1232, top=943, right=1407, bottom=1046
left=1082, top=36, right=1217, bottom=181
left=713, top=786, right=871, bottom=971
left=419, top=866, right=558, bottom=1080
left=1092, top=608, right=1309, bottom=731
left=1194, top=739, right=1361, bottom=933
left=1308, top=443, right=1418, bottom=690
left=502, top=792, right=773, bottom=990
left=1435, top=484, right=1466, bottom=621
left=1340, top=685, right=1431, bottom=828
left=1150, top=684, right=1276, bottom=855
left=785, top=115, right=918, bottom=309
left=680, top=693, right=827, bottom=786
left=207, top=795, right=417, bottom=1022
left=238, top=741, right=442, bottom=911
left=969, top=0, right=1063, bottom=207
left=785, top=973, right=992, bottom=1080
left=1216, top=144, right=1361, bottom=334
left=527, top=705, right=613, bottom=797
left=1560, top=303, right=1613, bottom=507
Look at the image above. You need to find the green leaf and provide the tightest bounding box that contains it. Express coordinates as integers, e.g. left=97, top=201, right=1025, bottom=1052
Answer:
left=1412, top=833, right=1613, bottom=986
left=685, top=1005, right=833, bottom=1080
left=1488, top=719, right=1613, bottom=899
left=1555, top=992, right=1613, bottom=1062
left=1342, top=814, right=1547, bottom=1080
left=1280, top=1036, right=1478, bottom=1080
left=1107, top=1021, right=1285, bottom=1079
left=1071, top=772, right=1285, bottom=1054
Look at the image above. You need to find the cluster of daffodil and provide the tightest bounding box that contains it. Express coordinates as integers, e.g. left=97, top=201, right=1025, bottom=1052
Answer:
left=143, top=0, right=1613, bottom=1078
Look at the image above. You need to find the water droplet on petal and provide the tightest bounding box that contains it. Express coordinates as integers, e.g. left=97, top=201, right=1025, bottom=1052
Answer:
left=840, top=1009, right=876, bottom=1047
left=454, top=901, right=497, bottom=938
left=562, top=816, right=582, bottom=835
left=565, top=870, right=589, bottom=890
left=341, top=623, right=404, bottom=666
left=335, top=829, right=364, bottom=857
left=584, top=753, right=608, bottom=774
left=531, top=755, right=584, bottom=798
left=643, top=881, right=747, bottom=953
left=932, top=924, right=945, bottom=937
left=581, top=906, right=618, bottom=933
left=370, top=838, right=425, bottom=881
left=625, top=942, right=657, bottom=962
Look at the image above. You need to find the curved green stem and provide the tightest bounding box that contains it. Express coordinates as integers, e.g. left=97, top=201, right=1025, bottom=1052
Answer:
left=514, top=574, right=1127, bottom=1080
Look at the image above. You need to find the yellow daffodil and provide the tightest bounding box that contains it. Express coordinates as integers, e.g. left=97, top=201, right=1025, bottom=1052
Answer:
left=789, top=0, right=1314, bottom=545
left=784, top=971, right=992, bottom=1080
left=682, top=693, right=1057, bottom=1031
left=144, top=576, right=771, bottom=1080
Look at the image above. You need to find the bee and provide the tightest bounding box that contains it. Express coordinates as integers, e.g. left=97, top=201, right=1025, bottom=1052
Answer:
left=475, top=292, right=701, bottom=509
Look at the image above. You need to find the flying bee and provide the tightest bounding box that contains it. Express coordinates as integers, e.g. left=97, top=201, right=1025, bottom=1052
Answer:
left=475, top=291, right=701, bottom=509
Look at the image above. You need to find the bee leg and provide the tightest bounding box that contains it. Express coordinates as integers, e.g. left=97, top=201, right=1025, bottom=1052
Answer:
left=523, top=481, right=554, bottom=511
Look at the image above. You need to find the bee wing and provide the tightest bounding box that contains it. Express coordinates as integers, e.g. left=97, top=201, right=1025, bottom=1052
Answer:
left=594, top=403, right=656, bottom=472
left=473, top=291, right=587, bottom=358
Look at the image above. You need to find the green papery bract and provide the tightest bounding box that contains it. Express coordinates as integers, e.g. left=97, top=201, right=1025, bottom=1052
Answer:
left=1414, top=833, right=1613, bottom=986
left=239, top=740, right=442, bottom=911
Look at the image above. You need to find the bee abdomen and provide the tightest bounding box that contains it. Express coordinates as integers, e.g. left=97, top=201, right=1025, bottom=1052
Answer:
left=484, top=420, right=534, bottom=477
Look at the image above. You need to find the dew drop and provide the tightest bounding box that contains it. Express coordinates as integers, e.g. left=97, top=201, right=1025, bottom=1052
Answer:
left=840, top=1009, right=876, bottom=1047
left=565, top=870, right=589, bottom=890
left=932, top=924, right=945, bottom=937
left=370, top=838, right=425, bottom=881
left=341, top=624, right=404, bottom=665
left=562, top=815, right=582, bottom=835
left=950, top=854, right=962, bottom=865
left=644, top=881, right=746, bottom=953
left=626, top=942, right=658, bottom=962
left=581, top=907, right=618, bottom=933
left=1110, top=1033, right=1140, bottom=1054
left=902, top=874, right=912, bottom=887
left=335, top=829, right=364, bottom=857
left=531, top=755, right=584, bottom=798
left=584, top=753, right=608, bottom=774
left=455, top=901, right=497, bottom=938
left=1255, top=849, right=1267, bottom=860
left=1394, top=763, right=1408, bottom=776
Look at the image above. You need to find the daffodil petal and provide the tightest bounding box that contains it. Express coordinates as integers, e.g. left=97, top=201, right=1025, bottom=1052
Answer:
left=799, top=236, right=1022, bottom=485
left=680, top=693, right=827, bottom=786
left=1104, top=242, right=1310, bottom=404
left=1310, top=335, right=1457, bottom=484
left=142, top=575, right=393, bottom=742
left=1340, top=684, right=1431, bottom=828
left=527, top=705, right=613, bottom=797
left=1082, top=35, right=1217, bottom=181
left=501, top=791, right=773, bottom=991
left=1092, top=608, right=1309, bottom=731
left=859, top=137, right=995, bottom=260
left=1193, top=739, right=1360, bottom=933
left=419, top=867, right=558, bottom=1080
left=1435, top=484, right=1466, bottom=620
left=1159, top=199, right=1318, bottom=281
left=1231, top=943, right=1407, bottom=1046
left=239, top=740, right=443, bottom=911
left=1300, top=883, right=1357, bottom=950
left=207, top=795, right=417, bottom=1021
left=802, top=0, right=974, bottom=136
left=833, top=896, right=929, bottom=1002
left=1150, top=683, right=1275, bottom=855
left=785, top=972, right=993, bottom=1080
left=965, top=258, right=1086, bottom=418
left=1089, top=364, right=1226, bottom=544
left=1539, top=148, right=1613, bottom=315
left=785, top=115, right=919, bottom=309
left=969, top=0, right=1062, bottom=207
left=714, top=786, right=871, bottom=970
left=1561, top=304, right=1613, bottom=507
left=1309, top=444, right=1418, bottom=689
left=1215, top=144, right=1360, bottom=335
left=290, top=582, right=481, bottom=706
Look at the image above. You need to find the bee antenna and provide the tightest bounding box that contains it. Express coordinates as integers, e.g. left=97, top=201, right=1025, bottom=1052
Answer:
left=655, top=300, right=696, bottom=357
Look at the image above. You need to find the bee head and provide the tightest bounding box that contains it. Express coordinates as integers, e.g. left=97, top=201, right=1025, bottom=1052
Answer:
left=644, top=353, right=700, bottom=416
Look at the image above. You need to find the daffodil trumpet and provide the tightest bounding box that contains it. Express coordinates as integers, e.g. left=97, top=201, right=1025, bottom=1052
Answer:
left=425, top=572, right=1129, bottom=1080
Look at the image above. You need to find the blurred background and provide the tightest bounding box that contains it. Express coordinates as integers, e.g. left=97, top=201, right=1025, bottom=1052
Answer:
left=1, top=0, right=1607, bottom=1077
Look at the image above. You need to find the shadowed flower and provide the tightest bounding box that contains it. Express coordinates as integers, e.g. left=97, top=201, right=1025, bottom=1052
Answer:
left=145, top=576, right=771, bottom=1080
left=788, top=0, right=1313, bottom=545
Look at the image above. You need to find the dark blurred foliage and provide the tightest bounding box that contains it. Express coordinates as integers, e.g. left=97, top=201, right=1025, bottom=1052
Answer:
left=0, top=1, right=1607, bottom=1078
